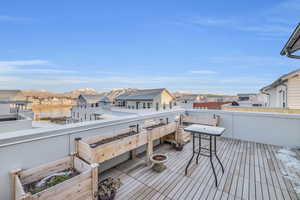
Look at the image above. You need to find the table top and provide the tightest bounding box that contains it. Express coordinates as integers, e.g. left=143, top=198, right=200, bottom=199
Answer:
left=184, top=124, right=225, bottom=136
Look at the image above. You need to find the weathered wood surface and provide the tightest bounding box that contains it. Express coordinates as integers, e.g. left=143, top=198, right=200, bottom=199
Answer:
left=100, top=138, right=299, bottom=200
left=12, top=156, right=97, bottom=200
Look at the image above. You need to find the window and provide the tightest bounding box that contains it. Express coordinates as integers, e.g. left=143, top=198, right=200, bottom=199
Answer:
left=238, top=96, right=249, bottom=101
left=147, top=102, right=151, bottom=108
left=143, top=102, right=146, bottom=109
left=84, top=114, right=86, bottom=120
left=91, top=104, right=94, bottom=108
left=163, top=103, right=166, bottom=110
left=90, top=115, right=92, bottom=120
left=96, top=103, right=99, bottom=107
left=77, top=112, right=79, bottom=118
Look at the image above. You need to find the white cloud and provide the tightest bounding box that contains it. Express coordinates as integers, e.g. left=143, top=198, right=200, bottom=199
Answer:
left=0, top=60, right=49, bottom=67
left=190, top=17, right=233, bottom=26
left=0, top=60, right=77, bottom=74
left=0, top=15, right=33, bottom=23
left=189, top=70, right=217, bottom=74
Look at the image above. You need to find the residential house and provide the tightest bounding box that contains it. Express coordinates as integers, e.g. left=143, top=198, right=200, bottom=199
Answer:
left=237, top=93, right=267, bottom=107
left=115, top=88, right=174, bottom=110
left=0, top=90, right=33, bottom=132
left=174, top=94, right=201, bottom=108
left=70, top=94, right=111, bottom=122
left=261, top=69, right=300, bottom=109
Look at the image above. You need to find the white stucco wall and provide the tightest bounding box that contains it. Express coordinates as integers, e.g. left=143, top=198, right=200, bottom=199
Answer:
left=0, top=104, right=10, bottom=115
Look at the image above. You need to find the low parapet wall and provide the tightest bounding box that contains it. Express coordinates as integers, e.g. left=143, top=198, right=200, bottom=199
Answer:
left=186, top=109, right=300, bottom=148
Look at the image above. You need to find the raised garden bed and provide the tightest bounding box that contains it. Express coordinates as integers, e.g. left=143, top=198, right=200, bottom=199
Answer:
left=144, top=121, right=177, bottom=141
left=76, top=125, right=148, bottom=164
left=11, top=155, right=98, bottom=200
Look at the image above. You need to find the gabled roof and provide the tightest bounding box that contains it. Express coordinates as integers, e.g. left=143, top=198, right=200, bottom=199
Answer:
left=281, top=23, right=300, bottom=58
left=79, top=94, right=111, bottom=104
left=260, top=68, right=300, bottom=92
left=0, top=90, right=25, bottom=101
left=115, top=88, right=173, bottom=101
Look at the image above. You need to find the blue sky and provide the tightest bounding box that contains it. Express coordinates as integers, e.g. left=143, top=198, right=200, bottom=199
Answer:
left=0, top=0, right=299, bottom=94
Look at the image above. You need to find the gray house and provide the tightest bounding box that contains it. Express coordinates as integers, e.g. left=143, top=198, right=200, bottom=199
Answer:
left=115, top=88, right=174, bottom=110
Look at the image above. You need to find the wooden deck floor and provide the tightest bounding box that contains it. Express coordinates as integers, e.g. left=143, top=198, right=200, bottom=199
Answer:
left=101, top=138, right=299, bottom=200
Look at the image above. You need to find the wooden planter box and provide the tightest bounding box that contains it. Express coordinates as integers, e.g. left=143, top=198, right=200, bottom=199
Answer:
left=145, top=122, right=177, bottom=141
left=11, top=156, right=98, bottom=200
left=76, top=129, right=148, bottom=164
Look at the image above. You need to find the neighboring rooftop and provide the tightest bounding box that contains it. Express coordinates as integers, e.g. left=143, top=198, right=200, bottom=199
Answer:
left=79, top=94, right=111, bottom=104
left=261, top=68, right=300, bottom=92
left=281, top=23, right=300, bottom=59
left=115, top=88, right=173, bottom=101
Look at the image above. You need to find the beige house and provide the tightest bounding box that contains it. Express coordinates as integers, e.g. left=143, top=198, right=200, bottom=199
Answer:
left=115, top=88, right=174, bottom=110
left=261, top=69, right=300, bottom=109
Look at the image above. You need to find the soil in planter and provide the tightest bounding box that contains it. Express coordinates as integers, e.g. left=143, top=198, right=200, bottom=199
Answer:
left=24, top=169, right=79, bottom=194
left=90, top=131, right=138, bottom=148
left=153, top=155, right=167, bottom=161
left=145, top=123, right=166, bottom=130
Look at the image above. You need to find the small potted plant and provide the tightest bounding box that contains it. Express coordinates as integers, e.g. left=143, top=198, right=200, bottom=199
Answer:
left=150, top=154, right=168, bottom=172
left=98, top=177, right=122, bottom=200
left=173, top=142, right=184, bottom=151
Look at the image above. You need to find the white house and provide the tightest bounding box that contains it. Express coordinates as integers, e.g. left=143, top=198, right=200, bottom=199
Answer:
left=236, top=93, right=267, bottom=107
left=261, top=69, right=300, bottom=109
left=0, top=90, right=33, bottom=132
left=70, top=94, right=111, bottom=122
left=115, top=88, right=174, bottom=111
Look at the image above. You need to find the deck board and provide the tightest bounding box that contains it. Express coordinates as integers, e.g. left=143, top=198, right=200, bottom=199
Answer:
left=101, top=138, right=299, bottom=200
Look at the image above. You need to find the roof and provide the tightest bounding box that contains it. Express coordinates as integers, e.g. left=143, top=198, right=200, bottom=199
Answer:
left=0, top=90, right=25, bottom=101
left=261, top=68, right=300, bottom=92
left=193, top=102, right=232, bottom=108
left=237, top=93, right=257, bottom=96
left=176, top=94, right=200, bottom=101
left=79, top=94, right=111, bottom=104
left=281, top=23, right=300, bottom=58
left=0, top=100, right=31, bottom=104
left=115, top=88, right=173, bottom=101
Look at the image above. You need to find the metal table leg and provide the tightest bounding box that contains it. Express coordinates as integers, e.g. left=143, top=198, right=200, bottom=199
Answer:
left=214, top=136, right=224, bottom=173
left=185, top=133, right=195, bottom=175
left=196, top=134, right=201, bottom=164
left=210, top=136, right=218, bottom=187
